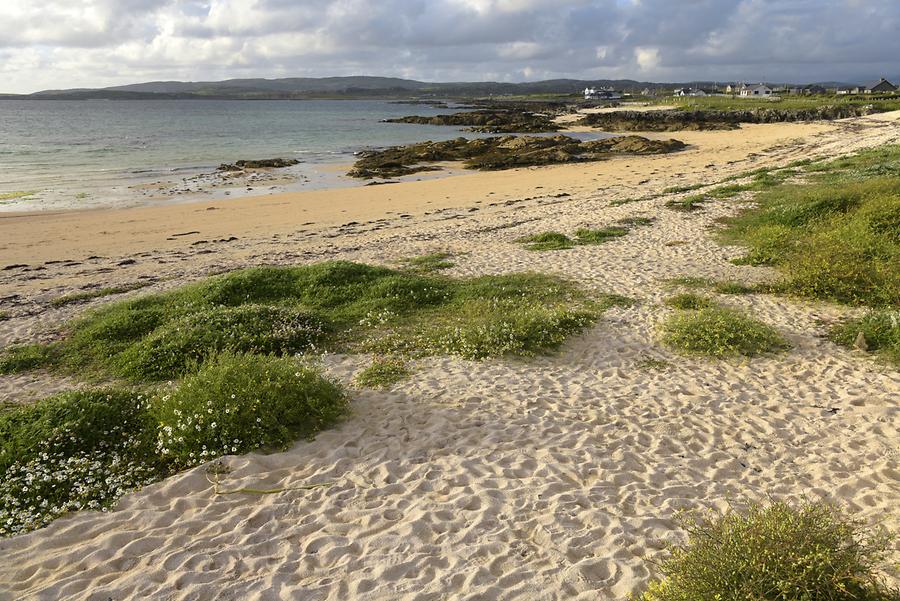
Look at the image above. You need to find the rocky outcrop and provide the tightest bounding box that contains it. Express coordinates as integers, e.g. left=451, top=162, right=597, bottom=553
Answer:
left=384, top=110, right=562, bottom=133
left=577, top=105, right=880, bottom=131
left=218, top=158, right=300, bottom=171
left=348, top=135, right=686, bottom=179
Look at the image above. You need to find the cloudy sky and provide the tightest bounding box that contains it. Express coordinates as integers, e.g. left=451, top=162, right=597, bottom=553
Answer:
left=1, top=0, right=898, bottom=93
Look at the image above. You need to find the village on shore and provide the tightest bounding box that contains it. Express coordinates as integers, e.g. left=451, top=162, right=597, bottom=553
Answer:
left=583, top=77, right=898, bottom=100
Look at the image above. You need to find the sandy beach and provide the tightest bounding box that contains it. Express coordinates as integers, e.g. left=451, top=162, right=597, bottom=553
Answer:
left=1, top=112, right=899, bottom=600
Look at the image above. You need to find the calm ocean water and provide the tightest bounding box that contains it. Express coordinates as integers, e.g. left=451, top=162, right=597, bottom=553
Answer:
left=0, top=99, right=491, bottom=211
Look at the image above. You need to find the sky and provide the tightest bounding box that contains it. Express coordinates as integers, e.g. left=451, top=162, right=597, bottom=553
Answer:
left=1, top=0, right=899, bottom=94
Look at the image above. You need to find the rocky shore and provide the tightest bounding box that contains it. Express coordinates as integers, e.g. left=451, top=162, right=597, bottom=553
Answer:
left=384, top=109, right=562, bottom=133
left=349, top=134, right=686, bottom=178
left=577, top=105, right=880, bottom=131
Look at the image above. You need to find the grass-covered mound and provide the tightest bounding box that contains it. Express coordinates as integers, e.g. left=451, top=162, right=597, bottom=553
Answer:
left=662, top=306, right=787, bottom=357
left=0, top=354, right=346, bottom=536
left=721, top=169, right=899, bottom=307
left=517, top=226, right=632, bottom=251
left=154, top=353, right=347, bottom=466
left=830, top=309, right=900, bottom=365
left=6, top=261, right=603, bottom=379
left=665, top=293, right=714, bottom=311
left=636, top=501, right=899, bottom=601
left=0, top=343, right=57, bottom=374
left=516, top=231, right=576, bottom=251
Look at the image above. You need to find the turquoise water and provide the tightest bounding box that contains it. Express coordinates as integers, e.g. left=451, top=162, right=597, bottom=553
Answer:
left=0, top=99, right=488, bottom=211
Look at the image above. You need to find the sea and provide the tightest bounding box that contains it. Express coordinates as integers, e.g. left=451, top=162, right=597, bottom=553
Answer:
left=0, top=99, right=515, bottom=212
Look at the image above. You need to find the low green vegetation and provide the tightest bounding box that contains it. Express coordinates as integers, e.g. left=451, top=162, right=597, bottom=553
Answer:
left=355, top=357, right=412, bottom=389
left=50, top=282, right=150, bottom=308
left=662, top=306, right=787, bottom=357
left=665, top=196, right=706, bottom=212
left=636, top=501, right=899, bottom=601
left=399, top=252, right=455, bottom=273
left=712, top=280, right=756, bottom=295
left=618, top=216, right=655, bottom=227
left=517, top=225, right=633, bottom=251
left=665, top=276, right=712, bottom=289
left=662, top=183, right=705, bottom=194
left=0, top=344, right=57, bottom=374
left=830, top=309, right=900, bottom=365
left=665, top=293, right=714, bottom=310
left=516, top=231, right=576, bottom=251
left=13, top=261, right=604, bottom=377
left=0, top=311, right=9, bottom=321
left=720, top=164, right=900, bottom=306
left=0, top=353, right=346, bottom=537
left=656, top=93, right=900, bottom=112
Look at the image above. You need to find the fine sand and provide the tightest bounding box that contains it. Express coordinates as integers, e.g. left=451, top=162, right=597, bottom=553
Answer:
left=1, top=113, right=899, bottom=600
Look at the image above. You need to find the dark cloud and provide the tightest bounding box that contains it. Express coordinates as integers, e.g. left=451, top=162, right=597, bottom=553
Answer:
left=1, top=0, right=898, bottom=93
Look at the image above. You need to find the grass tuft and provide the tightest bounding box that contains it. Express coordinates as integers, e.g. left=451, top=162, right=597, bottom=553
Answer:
left=50, top=283, right=150, bottom=308
left=574, top=226, right=629, bottom=244
left=830, top=309, right=900, bottom=365
left=635, top=501, right=899, bottom=601
left=665, top=293, right=714, bottom=310
left=400, top=252, right=455, bottom=273
left=618, top=216, right=655, bottom=227
left=662, top=306, right=788, bottom=357
left=355, top=357, right=411, bottom=388
left=665, top=195, right=706, bottom=212
left=0, top=344, right=57, bottom=374
left=516, top=231, right=576, bottom=251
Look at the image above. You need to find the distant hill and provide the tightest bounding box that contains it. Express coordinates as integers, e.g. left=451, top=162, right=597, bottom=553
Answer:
left=1, top=75, right=877, bottom=100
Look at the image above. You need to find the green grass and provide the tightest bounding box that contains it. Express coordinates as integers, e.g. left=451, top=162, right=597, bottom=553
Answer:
left=0, top=344, right=58, bottom=374
left=662, top=183, right=706, bottom=194
left=618, top=216, right=655, bottom=227
left=636, top=501, right=899, bottom=601
left=153, top=353, right=347, bottom=466
left=399, top=252, right=455, bottom=273
left=574, top=226, right=629, bottom=244
left=712, top=281, right=756, bottom=295
left=665, top=276, right=712, bottom=289
left=720, top=174, right=900, bottom=306
left=665, top=195, right=706, bottom=212
left=830, top=309, right=900, bottom=365
left=516, top=231, right=576, bottom=250
left=355, top=357, right=411, bottom=388
left=665, top=293, right=714, bottom=310
left=24, top=261, right=602, bottom=378
left=651, top=94, right=900, bottom=113
left=50, top=283, right=151, bottom=307
left=662, top=306, right=788, bottom=357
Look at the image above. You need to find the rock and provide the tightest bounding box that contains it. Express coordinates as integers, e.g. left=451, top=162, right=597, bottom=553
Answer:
left=853, top=331, right=868, bottom=351
left=384, top=110, right=562, bottom=133
left=217, top=158, right=300, bottom=171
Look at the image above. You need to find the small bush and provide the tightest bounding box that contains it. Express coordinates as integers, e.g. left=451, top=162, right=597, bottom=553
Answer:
left=0, top=343, right=57, bottom=374
left=153, top=353, right=347, bottom=467
left=662, top=307, right=788, bottom=357
left=0, top=389, right=161, bottom=536
left=665, top=293, right=714, bottom=310
left=636, top=501, right=899, bottom=601
left=575, top=226, right=629, bottom=244
left=355, top=357, right=411, bottom=388
left=830, top=309, right=900, bottom=365
left=516, top=231, right=576, bottom=251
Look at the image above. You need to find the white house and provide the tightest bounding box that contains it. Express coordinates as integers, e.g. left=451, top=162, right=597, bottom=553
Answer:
left=739, top=84, right=773, bottom=97
left=584, top=87, right=622, bottom=100
left=673, top=87, right=708, bottom=97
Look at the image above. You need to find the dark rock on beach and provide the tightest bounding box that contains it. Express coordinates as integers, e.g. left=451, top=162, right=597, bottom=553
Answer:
left=218, top=158, right=300, bottom=171
left=385, top=110, right=562, bottom=133
left=349, top=135, right=686, bottom=179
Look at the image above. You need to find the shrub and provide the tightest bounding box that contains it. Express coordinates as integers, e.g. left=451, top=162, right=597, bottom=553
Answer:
left=830, top=309, right=900, bottom=365
left=665, top=293, right=714, bottom=310
left=355, top=357, right=411, bottom=388
left=152, top=353, right=347, bottom=466
left=113, top=305, right=325, bottom=380
left=0, top=389, right=161, bottom=536
left=516, top=231, right=576, bottom=251
left=712, top=281, right=756, bottom=295
left=662, top=307, right=788, bottom=357
left=0, top=343, right=57, bottom=374
left=636, top=501, right=899, bottom=601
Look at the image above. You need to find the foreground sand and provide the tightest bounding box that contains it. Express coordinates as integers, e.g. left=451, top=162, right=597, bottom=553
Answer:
left=1, top=113, right=899, bottom=600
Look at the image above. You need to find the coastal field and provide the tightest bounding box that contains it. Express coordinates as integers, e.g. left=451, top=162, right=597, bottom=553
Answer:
left=1, top=110, right=899, bottom=600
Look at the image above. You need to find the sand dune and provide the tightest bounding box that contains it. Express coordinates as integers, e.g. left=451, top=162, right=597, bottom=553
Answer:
left=1, top=112, right=899, bottom=600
